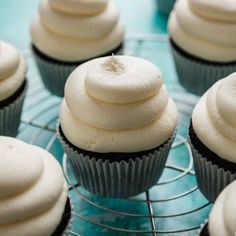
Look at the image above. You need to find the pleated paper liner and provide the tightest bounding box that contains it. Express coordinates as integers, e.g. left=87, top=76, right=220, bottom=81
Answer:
left=0, top=80, right=28, bottom=137
left=58, top=125, right=176, bottom=198
left=170, top=39, right=236, bottom=96
left=190, top=142, right=236, bottom=203
left=32, top=43, right=124, bottom=97
left=198, top=220, right=209, bottom=236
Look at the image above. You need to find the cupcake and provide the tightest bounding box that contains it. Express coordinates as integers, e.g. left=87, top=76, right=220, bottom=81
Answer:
left=199, top=180, right=236, bottom=236
left=157, top=0, right=175, bottom=15
left=189, top=73, right=236, bottom=203
left=0, top=41, right=27, bottom=136
left=30, top=0, right=125, bottom=97
left=58, top=55, right=178, bottom=198
left=0, top=136, right=71, bottom=236
left=168, top=0, right=236, bottom=95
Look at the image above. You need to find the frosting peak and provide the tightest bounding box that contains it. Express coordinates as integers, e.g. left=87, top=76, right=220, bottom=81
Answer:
left=209, top=180, right=236, bottom=236
left=84, top=56, right=162, bottom=104
left=61, top=56, right=177, bottom=153
left=101, top=55, right=126, bottom=75
left=192, top=73, right=236, bottom=162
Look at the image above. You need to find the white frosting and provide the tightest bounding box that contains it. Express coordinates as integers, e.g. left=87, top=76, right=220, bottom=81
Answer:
left=31, top=0, right=124, bottom=61
left=0, top=137, right=68, bottom=236
left=192, top=73, right=236, bottom=163
left=208, top=180, right=236, bottom=236
left=168, top=0, right=236, bottom=62
left=60, top=56, right=177, bottom=153
left=0, top=41, right=27, bottom=102
left=50, top=0, right=108, bottom=15
left=189, top=0, right=236, bottom=23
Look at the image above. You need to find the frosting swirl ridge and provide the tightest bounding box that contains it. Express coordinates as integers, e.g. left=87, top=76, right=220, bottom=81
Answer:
left=31, top=0, right=124, bottom=61
left=192, top=73, right=236, bottom=162
left=168, top=0, right=236, bottom=62
left=209, top=180, right=236, bottom=236
left=0, top=137, right=68, bottom=236
left=0, top=41, right=26, bottom=102
left=61, top=56, right=177, bottom=153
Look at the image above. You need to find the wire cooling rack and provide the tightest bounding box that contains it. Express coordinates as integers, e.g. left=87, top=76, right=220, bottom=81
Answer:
left=19, top=35, right=211, bottom=236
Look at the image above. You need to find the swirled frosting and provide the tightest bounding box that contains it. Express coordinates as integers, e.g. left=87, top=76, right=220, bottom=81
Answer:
left=0, top=136, right=68, bottom=236
left=209, top=180, right=236, bottom=236
left=60, top=56, right=177, bottom=153
left=31, top=0, right=124, bottom=61
left=192, top=73, right=236, bottom=163
left=0, top=41, right=27, bottom=102
left=168, top=0, right=236, bottom=62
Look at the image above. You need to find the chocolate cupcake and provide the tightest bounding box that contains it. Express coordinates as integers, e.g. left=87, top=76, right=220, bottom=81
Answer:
left=189, top=73, right=236, bottom=202
left=168, top=0, right=236, bottom=95
left=0, top=41, right=27, bottom=136
left=30, top=0, right=125, bottom=97
left=58, top=55, right=178, bottom=198
left=0, top=136, right=71, bottom=236
left=199, top=181, right=236, bottom=236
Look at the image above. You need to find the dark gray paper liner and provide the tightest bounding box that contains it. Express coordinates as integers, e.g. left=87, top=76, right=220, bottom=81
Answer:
left=32, top=44, right=124, bottom=97
left=170, top=40, right=236, bottom=96
left=0, top=81, right=27, bottom=137
left=58, top=128, right=176, bottom=198
left=198, top=220, right=209, bottom=236
left=189, top=140, right=236, bottom=203
left=61, top=198, right=73, bottom=236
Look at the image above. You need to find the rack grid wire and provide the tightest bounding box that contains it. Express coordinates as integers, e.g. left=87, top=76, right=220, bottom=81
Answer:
left=19, top=35, right=211, bottom=236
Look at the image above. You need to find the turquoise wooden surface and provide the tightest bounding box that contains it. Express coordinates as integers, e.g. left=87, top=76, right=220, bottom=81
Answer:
left=0, top=1, right=211, bottom=235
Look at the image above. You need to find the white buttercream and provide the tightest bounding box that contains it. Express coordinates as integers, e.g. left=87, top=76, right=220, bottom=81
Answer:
left=192, top=73, right=236, bottom=163
left=0, top=137, right=68, bottom=236
left=208, top=180, right=236, bottom=236
left=61, top=56, right=177, bottom=153
left=168, top=0, right=236, bottom=62
left=0, top=41, right=26, bottom=102
left=40, top=0, right=119, bottom=40
left=50, top=0, right=108, bottom=15
left=189, top=0, right=236, bottom=23
left=31, top=0, right=124, bottom=61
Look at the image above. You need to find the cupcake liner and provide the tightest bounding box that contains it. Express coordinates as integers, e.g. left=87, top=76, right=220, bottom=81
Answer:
left=58, top=127, right=176, bottom=198
left=157, top=0, right=175, bottom=15
left=189, top=140, right=236, bottom=203
left=32, top=44, right=124, bottom=97
left=170, top=40, right=236, bottom=96
left=198, top=220, right=209, bottom=236
left=62, top=198, right=73, bottom=236
left=32, top=49, right=77, bottom=97
left=0, top=81, right=28, bottom=137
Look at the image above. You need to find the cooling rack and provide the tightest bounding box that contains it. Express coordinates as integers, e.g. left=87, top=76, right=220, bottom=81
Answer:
left=19, top=35, right=211, bottom=236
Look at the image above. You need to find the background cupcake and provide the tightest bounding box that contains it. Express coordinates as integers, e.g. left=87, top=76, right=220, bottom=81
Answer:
left=168, top=0, right=236, bottom=95
left=58, top=55, right=178, bottom=198
left=199, top=180, right=236, bottom=236
left=189, top=73, right=236, bottom=202
left=31, top=0, right=125, bottom=97
left=157, top=0, right=175, bottom=15
left=0, top=136, right=71, bottom=236
left=0, top=41, right=27, bottom=136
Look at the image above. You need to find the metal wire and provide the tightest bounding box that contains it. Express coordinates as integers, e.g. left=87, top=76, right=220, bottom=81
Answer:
left=19, top=35, right=210, bottom=236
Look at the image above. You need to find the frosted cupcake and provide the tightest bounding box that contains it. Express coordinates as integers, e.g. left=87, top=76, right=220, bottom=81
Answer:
left=0, top=136, right=71, bottom=236
left=0, top=41, right=27, bottom=136
left=189, top=73, right=236, bottom=202
left=199, top=180, right=236, bottom=236
left=31, top=0, right=124, bottom=97
left=58, top=55, right=178, bottom=198
left=168, top=0, right=236, bottom=95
